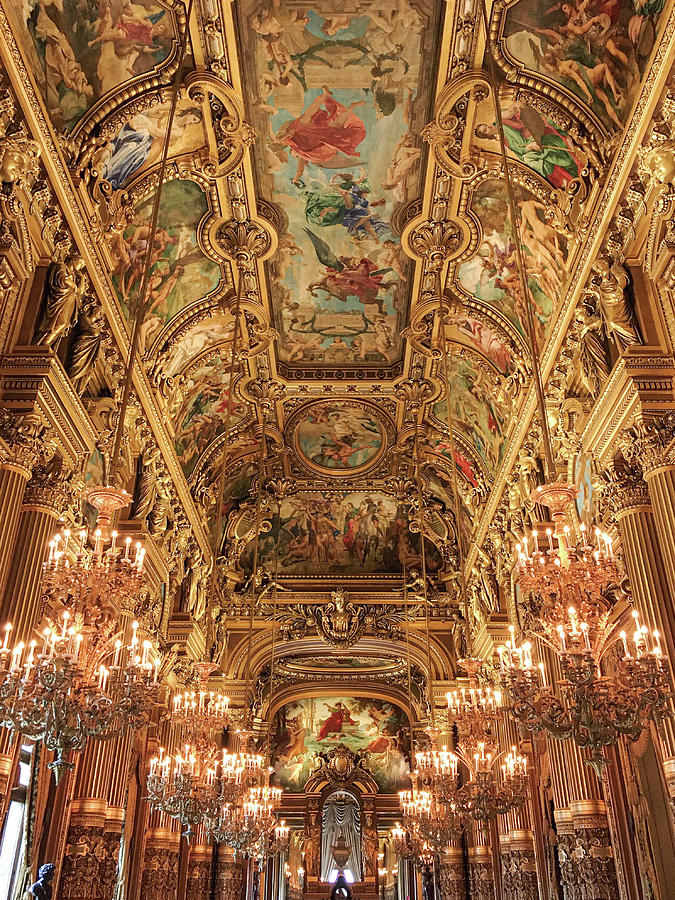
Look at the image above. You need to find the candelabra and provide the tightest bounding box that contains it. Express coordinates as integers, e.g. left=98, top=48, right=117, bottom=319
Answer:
left=0, top=609, right=158, bottom=781
left=43, top=486, right=147, bottom=615
left=501, top=481, right=671, bottom=775
left=452, top=744, right=528, bottom=834
left=147, top=742, right=266, bottom=839
left=211, top=784, right=283, bottom=860
left=399, top=782, right=462, bottom=851
left=170, top=662, right=231, bottom=734
left=269, top=819, right=290, bottom=855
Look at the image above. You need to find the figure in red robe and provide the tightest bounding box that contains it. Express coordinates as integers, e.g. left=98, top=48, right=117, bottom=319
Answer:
left=317, top=702, right=356, bottom=741
left=275, top=88, right=367, bottom=184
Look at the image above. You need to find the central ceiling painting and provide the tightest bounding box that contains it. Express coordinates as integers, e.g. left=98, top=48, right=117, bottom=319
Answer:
left=236, top=0, right=442, bottom=375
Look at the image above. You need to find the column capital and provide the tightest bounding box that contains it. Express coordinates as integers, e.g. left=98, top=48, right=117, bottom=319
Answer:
left=0, top=409, right=51, bottom=477
left=622, top=411, right=675, bottom=475
left=22, top=456, right=80, bottom=515
left=600, top=463, right=651, bottom=519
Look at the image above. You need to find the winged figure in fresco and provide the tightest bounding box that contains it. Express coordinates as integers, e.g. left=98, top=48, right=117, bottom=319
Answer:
left=303, top=228, right=395, bottom=315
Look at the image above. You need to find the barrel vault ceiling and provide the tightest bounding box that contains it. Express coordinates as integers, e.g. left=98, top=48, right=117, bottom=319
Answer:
left=1, top=0, right=672, bottom=631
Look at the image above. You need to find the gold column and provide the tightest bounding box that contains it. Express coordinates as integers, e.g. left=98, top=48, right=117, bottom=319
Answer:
left=0, top=458, right=72, bottom=793
left=0, top=412, right=47, bottom=598
left=537, top=647, right=620, bottom=900
left=215, top=847, right=244, bottom=900
left=1, top=459, right=72, bottom=637
left=139, top=811, right=181, bottom=900
left=606, top=464, right=675, bottom=758
left=58, top=740, right=120, bottom=900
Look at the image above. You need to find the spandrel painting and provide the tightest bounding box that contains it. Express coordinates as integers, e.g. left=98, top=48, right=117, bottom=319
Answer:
left=445, top=314, right=516, bottom=376
left=16, top=0, right=174, bottom=132
left=502, top=0, right=662, bottom=129
left=458, top=179, right=567, bottom=343
left=173, top=355, right=247, bottom=477
left=102, top=98, right=206, bottom=190
left=109, top=179, right=222, bottom=349
left=434, top=359, right=507, bottom=471
left=272, top=697, right=410, bottom=792
left=237, top=0, right=442, bottom=371
left=240, top=491, right=443, bottom=575
left=473, top=97, right=583, bottom=188
left=163, top=313, right=235, bottom=376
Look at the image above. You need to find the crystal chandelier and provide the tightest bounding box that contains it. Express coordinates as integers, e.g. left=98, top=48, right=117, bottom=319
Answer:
left=500, top=482, right=671, bottom=774
left=0, top=611, right=158, bottom=781
left=399, top=782, right=462, bottom=851
left=170, top=662, right=231, bottom=734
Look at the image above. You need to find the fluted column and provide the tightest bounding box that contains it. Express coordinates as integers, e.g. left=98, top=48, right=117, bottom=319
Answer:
left=186, top=840, right=213, bottom=900
left=215, top=847, right=244, bottom=900
left=139, top=811, right=181, bottom=900
left=59, top=739, right=122, bottom=900
left=0, top=412, right=48, bottom=599
left=538, top=645, right=620, bottom=900
left=1, top=457, right=73, bottom=637
left=604, top=463, right=675, bottom=759
left=0, top=456, right=72, bottom=792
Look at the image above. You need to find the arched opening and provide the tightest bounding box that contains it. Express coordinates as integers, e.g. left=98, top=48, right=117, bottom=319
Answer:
left=320, top=789, right=362, bottom=884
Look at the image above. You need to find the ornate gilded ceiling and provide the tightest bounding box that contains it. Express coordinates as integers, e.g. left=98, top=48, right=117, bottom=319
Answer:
left=2, top=0, right=672, bottom=591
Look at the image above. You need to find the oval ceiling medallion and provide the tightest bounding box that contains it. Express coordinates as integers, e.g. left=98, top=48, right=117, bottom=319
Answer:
left=286, top=399, right=393, bottom=476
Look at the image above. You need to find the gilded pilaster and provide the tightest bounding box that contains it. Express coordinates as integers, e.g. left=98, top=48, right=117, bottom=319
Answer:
left=215, top=846, right=244, bottom=900
left=467, top=827, right=494, bottom=900
left=139, top=817, right=181, bottom=900
left=0, top=456, right=73, bottom=638
left=186, top=842, right=213, bottom=900
left=438, top=846, right=465, bottom=900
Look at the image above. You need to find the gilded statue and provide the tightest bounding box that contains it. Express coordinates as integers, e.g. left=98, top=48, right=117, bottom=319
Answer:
left=66, top=298, right=104, bottom=395
left=148, top=473, right=172, bottom=535
left=35, top=253, right=87, bottom=348
left=587, top=259, right=640, bottom=350
left=130, top=446, right=161, bottom=521
left=575, top=300, right=610, bottom=397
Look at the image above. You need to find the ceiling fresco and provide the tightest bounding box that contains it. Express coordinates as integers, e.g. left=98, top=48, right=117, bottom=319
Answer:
left=472, top=92, right=585, bottom=188
left=271, top=696, right=410, bottom=792
left=236, top=0, right=443, bottom=375
left=172, top=353, right=248, bottom=477
left=101, top=96, right=207, bottom=190
left=109, top=178, right=224, bottom=349
left=499, top=0, right=663, bottom=130
left=12, top=0, right=179, bottom=133
left=238, top=490, right=445, bottom=576
left=456, top=177, right=568, bottom=344
left=4, top=0, right=666, bottom=695
left=286, top=399, right=393, bottom=476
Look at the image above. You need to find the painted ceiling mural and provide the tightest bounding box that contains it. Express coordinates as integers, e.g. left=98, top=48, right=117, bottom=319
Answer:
left=172, top=353, right=248, bottom=477
left=109, top=178, right=224, bottom=350
left=239, top=490, right=445, bottom=576
left=472, top=92, right=585, bottom=188
left=236, top=0, right=442, bottom=374
left=457, top=177, right=568, bottom=345
left=500, top=0, right=663, bottom=130
left=12, top=0, right=178, bottom=133
left=271, top=696, right=410, bottom=792
left=101, top=96, right=207, bottom=191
